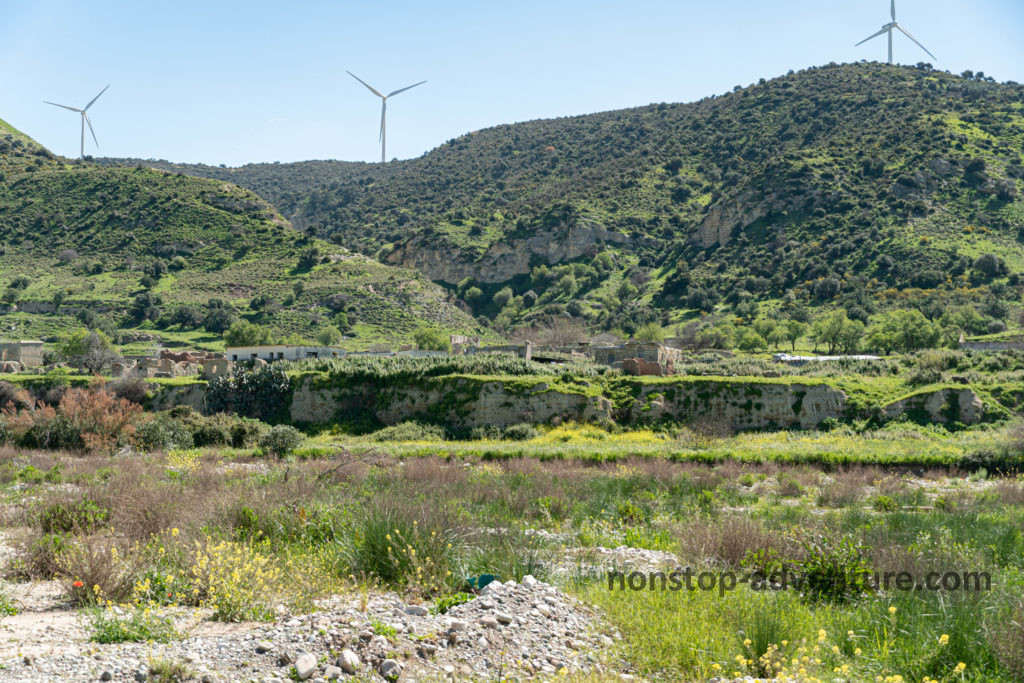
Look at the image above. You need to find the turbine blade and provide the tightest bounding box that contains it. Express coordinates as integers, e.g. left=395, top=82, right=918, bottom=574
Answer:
left=44, top=101, right=82, bottom=112
left=379, top=101, right=386, bottom=142
left=83, top=84, right=110, bottom=111
left=896, top=25, right=936, bottom=60
left=891, top=0, right=896, bottom=21
left=347, top=71, right=384, bottom=98
left=84, top=113, right=99, bottom=147
left=386, top=80, right=426, bottom=98
left=856, top=26, right=889, bottom=46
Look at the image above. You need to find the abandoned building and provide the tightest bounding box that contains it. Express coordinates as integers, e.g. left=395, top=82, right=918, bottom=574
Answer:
left=0, top=340, right=44, bottom=368
left=225, top=344, right=347, bottom=363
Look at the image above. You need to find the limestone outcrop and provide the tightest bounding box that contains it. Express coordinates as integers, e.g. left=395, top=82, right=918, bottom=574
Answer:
left=881, top=388, right=985, bottom=425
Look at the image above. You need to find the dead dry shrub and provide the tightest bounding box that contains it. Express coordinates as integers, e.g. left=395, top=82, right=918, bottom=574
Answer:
left=992, top=479, right=1024, bottom=506
left=675, top=515, right=801, bottom=568
left=992, top=600, right=1024, bottom=679
left=0, top=381, right=32, bottom=412
left=57, top=537, right=144, bottom=606
left=678, top=415, right=736, bottom=448
left=4, top=385, right=143, bottom=454
left=106, top=377, right=151, bottom=405
left=817, top=468, right=877, bottom=508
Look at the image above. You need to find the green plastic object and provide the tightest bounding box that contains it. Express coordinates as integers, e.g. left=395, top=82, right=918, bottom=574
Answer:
left=466, top=574, right=499, bottom=590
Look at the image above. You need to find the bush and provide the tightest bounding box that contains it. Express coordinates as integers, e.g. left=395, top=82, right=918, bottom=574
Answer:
left=258, top=424, right=303, bottom=458
left=135, top=416, right=195, bottom=452
left=5, top=386, right=142, bottom=454
left=788, top=534, right=872, bottom=604
left=206, top=364, right=290, bottom=420
left=501, top=423, right=538, bottom=441
left=367, top=421, right=447, bottom=442
left=35, top=497, right=109, bottom=534
left=106, top=377, right=151, bottom=405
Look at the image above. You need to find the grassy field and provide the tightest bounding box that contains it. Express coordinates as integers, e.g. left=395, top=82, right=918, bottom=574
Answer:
left=1, top=443, right=1022, bottom=681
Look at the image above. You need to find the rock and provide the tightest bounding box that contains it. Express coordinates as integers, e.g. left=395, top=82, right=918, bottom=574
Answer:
left=323, top=664, right=342, bottom=680
left=256, top=641, right=273, bottom=654
left=404, top=604, right=428, bottom=616
left=294, top=653, right=317, bottom=680
left=336, top=649, right=360, bottom=674
left=494, top=612, right=514, bottom=625
left=446, top=618, right=469, bottom=632
left=522, top=574, right=539, bottom=588
left=100, top=673, right=113, bottom=682
left=379, top=658, right=402, bottom=681
left=478, top=615, right=499, bottom=628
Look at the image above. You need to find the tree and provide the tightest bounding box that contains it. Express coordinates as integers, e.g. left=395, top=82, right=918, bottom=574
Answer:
left=492, top=286, right=513, bottom=309
left=864, top=310, right=940, bottom=354
left=58, top=329, right=120, bottom=374
left=130, top=292, right=163, bottom=322
left=413, top=327, right=450, bottom=352
left=297, top=246, right=321, bottom=269
left=533, top=317, right=587, bottom=346
left=634, top=322, right=665, bottom=343
left=783, top=320, right=808, bottom=351
left=171, top=305, right=204, bottom=328
left=463, top=286, right=483, bottom=303
left=810, top=310, right=864, bottom=353
left=973, top=253, right=1007, bottom=278
left=223, top=319, right=273, bottom=347
left=736, top=329, right=767, bottom=352
left=204, top=299, right=237, bottom=334
left=316, top=326, right=343, bottom=346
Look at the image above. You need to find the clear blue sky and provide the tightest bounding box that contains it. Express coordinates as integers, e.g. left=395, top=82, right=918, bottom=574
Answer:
left=2, top=0, right=1022, bottom=165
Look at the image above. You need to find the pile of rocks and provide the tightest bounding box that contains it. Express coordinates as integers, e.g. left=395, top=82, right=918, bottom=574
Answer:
left=0, top=576, right=622, bottom=682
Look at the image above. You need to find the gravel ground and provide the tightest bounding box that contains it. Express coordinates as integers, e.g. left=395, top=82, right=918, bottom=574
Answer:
left=0, top=576, right=628, bottom=682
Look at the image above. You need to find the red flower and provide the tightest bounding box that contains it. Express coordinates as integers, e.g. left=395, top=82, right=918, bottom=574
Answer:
left=72, top=580, right=84, bottom=588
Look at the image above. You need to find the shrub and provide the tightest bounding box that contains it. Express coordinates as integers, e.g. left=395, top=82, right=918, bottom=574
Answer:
left=5, top=385, right=142, bottom=454
left=789, top=534, right=872, bottom=604
left=500, top=423, right=538, bottom=441
left=58, top=538, right=143, bottom=605
left=135, top=416, right=195, bottom=452
left=206, top=364, right=290, bottom=420
left=872, top=495, right=899, bottom=512
left=432, top=592, right=474, bottom=614
left=189, top=537, right=282, bottom=622
left=86, top=607, right=178, bottom=643
left=367, top=421, right=447, bottom=442
left=258, top=424, right=303, bottom=458
left=35, top=497, right=109, bottom=534
left=106, top=377, right=151, bottom=405
left=0, top=381, right=31, bottom=411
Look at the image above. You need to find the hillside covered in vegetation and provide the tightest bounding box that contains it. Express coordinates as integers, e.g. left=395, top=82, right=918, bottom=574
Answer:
left=0, top=124, right=483, bottom=350
left=106, top=63, right=1024, bottom=339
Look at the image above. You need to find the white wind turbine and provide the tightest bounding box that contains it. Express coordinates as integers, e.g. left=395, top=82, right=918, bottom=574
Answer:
left=347, top=71, right=426, bottom=163
left=856, top=0, right=935, bottom=65
left=44, top=85, right=110, bottom=159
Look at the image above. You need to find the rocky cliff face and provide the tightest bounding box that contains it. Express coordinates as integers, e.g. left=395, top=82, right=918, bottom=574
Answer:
left=182, top=376, right=988, bottom=431
left=634, top=381, right=848, bottom=429
left=386, top=223, right=635, bottom=285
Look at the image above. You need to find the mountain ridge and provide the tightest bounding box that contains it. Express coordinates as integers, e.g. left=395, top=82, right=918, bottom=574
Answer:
left=101, top=62, right=1024, bottom=335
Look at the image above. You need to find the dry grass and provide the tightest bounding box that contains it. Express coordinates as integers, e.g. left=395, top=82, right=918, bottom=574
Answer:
left=674, top=515, right=803, bottom=569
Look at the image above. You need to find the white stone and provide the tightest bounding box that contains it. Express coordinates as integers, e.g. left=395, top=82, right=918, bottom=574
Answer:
left=293, top=653, right=317, bottom=681
left=336, top=649, right=359, bottom=674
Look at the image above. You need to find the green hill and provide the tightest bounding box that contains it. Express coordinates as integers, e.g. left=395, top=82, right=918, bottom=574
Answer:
left=104, top=63, right=1024, bottom=336
left=0, top=124, right=484, bottom=351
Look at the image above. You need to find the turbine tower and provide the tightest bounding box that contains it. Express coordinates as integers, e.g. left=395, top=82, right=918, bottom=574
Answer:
left=347, top=71, right=425, bottom=163
left=44, top=85, right=110, bottom=159
left=856, top=0, right=935, bottom=65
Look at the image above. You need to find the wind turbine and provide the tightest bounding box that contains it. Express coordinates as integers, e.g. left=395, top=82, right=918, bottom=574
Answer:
left=347, top=71, right=425, bottom=163
left=44, top=85, right=110, bottom=159
left=856, top=0, right=935, bottom=65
